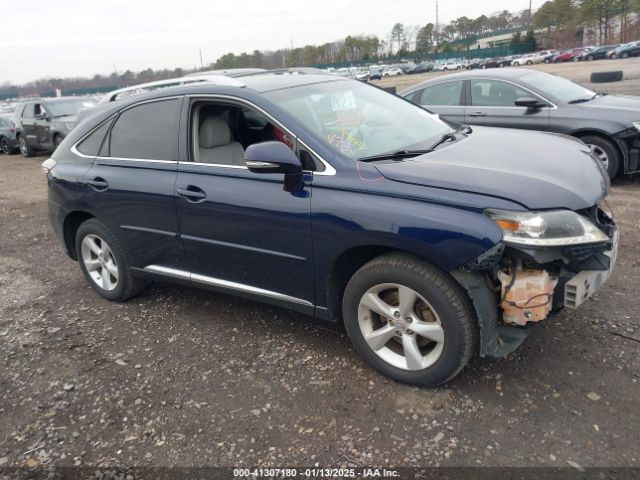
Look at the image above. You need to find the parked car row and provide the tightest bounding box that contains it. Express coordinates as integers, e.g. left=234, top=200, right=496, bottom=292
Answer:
left=43, top=70, right=619, bottom=387
left=551, top=42, right=640, bottom=62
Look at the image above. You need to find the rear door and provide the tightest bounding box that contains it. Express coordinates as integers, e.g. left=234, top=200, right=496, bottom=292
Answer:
left=466, top=78, right=551, bottom=130
left=81, top=97, right=186, bottom=271
left=406, top=79, right=466, bottom=124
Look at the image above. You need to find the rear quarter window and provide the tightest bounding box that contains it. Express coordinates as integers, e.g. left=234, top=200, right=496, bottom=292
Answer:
left=76, top=118, right=114, bottom=156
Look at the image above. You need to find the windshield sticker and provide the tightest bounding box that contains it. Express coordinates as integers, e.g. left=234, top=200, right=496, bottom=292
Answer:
left=330, top=91, right=357, bottom=112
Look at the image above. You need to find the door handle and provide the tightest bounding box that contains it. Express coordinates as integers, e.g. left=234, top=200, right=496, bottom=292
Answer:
left=177, top=186, right=207, bottom=202
left=87, top=177, right=108, bottom=191
left=468, top=112, right=488, bottom=117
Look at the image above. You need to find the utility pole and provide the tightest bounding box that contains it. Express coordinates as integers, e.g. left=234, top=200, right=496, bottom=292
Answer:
left=199, top=49, right=204, bottom=70
left=435, top=1, right=440, bottom=47
left=529, top=0, right=533, bottom=25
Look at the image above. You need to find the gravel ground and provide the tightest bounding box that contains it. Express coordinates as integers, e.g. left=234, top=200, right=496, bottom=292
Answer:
left=0, top=150, right=639, bottom=472
left=377, top=57, right=640, bottom=95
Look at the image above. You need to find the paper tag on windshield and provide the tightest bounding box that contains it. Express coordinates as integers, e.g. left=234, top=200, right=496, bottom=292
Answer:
left=331, top=91, right=356, bottom=112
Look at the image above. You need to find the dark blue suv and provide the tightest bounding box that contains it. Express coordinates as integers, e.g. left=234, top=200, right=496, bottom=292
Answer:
left=44, top=73, right=618, bottom=386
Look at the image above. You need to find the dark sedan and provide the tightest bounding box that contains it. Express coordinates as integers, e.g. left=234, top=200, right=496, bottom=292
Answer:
left=578, top=45, right=618, bottom=61
left=0, top=114, right=18, bottom=155
left=611, top=40, right=640, bottom=59
left=400, top=68, right=640, bottom=179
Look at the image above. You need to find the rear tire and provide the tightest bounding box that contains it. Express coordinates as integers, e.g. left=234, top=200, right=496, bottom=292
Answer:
left=18, top=135, right=34, bottom=158
left=342, top=253, right=478, bottom=387
left=580, top=134, right=620, bottom=180
left=75, top=219, right=146, bottom=302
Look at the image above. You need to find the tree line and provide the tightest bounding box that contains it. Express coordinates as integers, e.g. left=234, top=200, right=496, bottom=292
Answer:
left=2, top=1, right=640, bottom=98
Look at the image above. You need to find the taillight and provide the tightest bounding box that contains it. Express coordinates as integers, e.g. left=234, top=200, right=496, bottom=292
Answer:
left=42, top=158, right=57, bottom=175
left=10, top=122, right=15, bottom=133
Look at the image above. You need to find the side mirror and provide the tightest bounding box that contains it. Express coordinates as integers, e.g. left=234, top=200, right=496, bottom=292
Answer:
left=515, top=97, right=546, bottom=109
left=245, top=141, right=304, bottom=192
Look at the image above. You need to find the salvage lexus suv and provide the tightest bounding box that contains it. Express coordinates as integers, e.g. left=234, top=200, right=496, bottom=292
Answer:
left=44, top=73, right=618, bottom=387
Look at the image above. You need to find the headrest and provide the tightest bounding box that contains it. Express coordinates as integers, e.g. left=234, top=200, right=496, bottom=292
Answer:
left=199, top=116, right=231, bottom=149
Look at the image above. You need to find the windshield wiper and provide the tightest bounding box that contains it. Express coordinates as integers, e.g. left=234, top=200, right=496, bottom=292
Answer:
left=569, top=92, right=606, bottom=104
left=358, top=150, right=434, bottom=163
left=358, top=128, right=469, bottom=163
left=427, top=131, right=459, bottom=150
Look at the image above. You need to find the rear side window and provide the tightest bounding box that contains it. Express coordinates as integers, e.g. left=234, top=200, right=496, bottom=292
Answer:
left=77, top=118, right=114, bottom=156
left=419, top=81, right=464, bottom=106
left=107, top=99, right=180, bottom=160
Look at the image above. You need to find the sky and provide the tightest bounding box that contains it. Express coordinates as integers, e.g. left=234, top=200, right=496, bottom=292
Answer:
left=0, top=0, right=547, bottom=84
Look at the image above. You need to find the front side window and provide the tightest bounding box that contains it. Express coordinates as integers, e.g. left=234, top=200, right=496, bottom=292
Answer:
left=190, top=101, right=317, bottom=168
left=265, top=80, right=453, bottom=160
left=470, top=80, right=535, bottom=107
left=107, top=99, right=180, bottom=160
left=420, top=81, right=464, bottom=106
left=34, top=104, right=47, bottom=116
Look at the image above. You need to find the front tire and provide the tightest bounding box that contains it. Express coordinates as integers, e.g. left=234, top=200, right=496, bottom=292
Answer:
left=580, top=135, right=620, bottom=180
left=0, top=137, right=16, bottom=155
left=75, top=219, right=145, bottom=301
left=342, top=253, right=478, bottom=387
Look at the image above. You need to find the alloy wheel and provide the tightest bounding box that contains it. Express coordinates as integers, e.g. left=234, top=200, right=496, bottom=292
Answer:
left=0, top=138, right=9, bottom=154
left=357, top=283, right=445, bottom=371
left=18, top=137, right=27, bottom=156
left=589, top=144, right=610, bottom=171
left=81, top=234, right=119, bottom=291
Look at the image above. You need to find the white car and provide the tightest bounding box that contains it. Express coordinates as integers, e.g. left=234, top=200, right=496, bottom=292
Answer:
left=444, top=62, right=462, bottom=70
left=532, top=50, right=559, bottom=64
left=382, top=68, right=403, bottom=77
left=512, top=53, right=536, bottom=66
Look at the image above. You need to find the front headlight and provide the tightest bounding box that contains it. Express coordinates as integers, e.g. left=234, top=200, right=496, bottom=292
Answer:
left=485, top=209, right=609, bottom=247
left=633, top=121, right=640, bottom=132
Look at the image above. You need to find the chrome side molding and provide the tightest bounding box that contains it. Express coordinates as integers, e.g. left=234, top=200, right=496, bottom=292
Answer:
left=144, top=265, right=313, bottom=307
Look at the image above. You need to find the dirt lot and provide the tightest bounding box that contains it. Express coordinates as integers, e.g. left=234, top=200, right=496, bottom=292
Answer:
left=377, top=57, right=640, bottom=95
left=1, top=106, right=639, bottom=473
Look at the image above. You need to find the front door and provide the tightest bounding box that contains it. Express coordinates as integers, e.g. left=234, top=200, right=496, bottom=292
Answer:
left=175, top=99, right=314, bottom=308
left=466, top=79, right=551, bottom=130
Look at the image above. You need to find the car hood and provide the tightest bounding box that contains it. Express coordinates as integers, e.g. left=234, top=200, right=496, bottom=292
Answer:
left=374, top=127, right=608, bottom=211
left=574, top=94, right=640, bottom=121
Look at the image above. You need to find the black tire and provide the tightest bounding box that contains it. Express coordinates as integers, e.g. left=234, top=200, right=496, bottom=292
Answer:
left=17, top=135, right=34, bottom=158
left=54, top=134, right=64, bottom=148
left=342, top=253, right=478, bottom=387
left=0, top=137, right=15, bottom=155
left=75, top=218, right=146, bottom=302
left=621, top=52, right=629, bottom=59
left=587, top=55, right=595, bottom=61
left=590, top=70, right=623, bottom=83
left=580, top=134, right=620, bottom=180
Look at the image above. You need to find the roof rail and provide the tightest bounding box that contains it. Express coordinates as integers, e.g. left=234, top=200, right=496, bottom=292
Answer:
left=97, top=75, right=245, bottom=104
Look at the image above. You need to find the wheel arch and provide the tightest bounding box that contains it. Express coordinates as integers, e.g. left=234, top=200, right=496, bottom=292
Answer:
left=63, top=210, right=95, bottom=260
left=570, top=129, right=626, bottom=169
left=324, top=245, right=467, bottom=324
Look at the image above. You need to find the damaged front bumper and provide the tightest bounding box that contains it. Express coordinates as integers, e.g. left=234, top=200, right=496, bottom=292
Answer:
left=454, top=206, right=619, bottom=358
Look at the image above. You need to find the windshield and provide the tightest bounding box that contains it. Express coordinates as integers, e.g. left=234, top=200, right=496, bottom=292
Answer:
left=519, top=71, right=594, bottom=102
left=48, top=99, right=94, bottom=117
left=265, top=80, right=453, bottom=160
